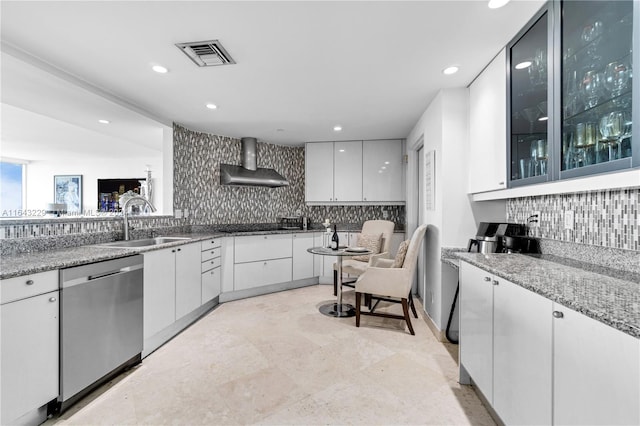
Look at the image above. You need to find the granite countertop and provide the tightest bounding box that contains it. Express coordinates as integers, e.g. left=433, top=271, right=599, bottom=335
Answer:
left=441, top=247, right=466, bottom=269
left=456, top=252, right=640, bottom=339
left=0, top=226, right=406, bottom=279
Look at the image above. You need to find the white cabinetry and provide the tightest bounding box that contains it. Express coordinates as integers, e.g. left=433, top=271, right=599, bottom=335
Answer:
left=553, top=304, right=640, bottom=425
left=174, top=243, right=202, bottom=319
left=234, top=234, right=293, bottom=290
left=1, top=270, right=59, bottom=425
left=201, top=238, right=222, bottom=303
left=493, top=277, right=552, bottom=425
left=305, top=142, right=334, bottom=202
left=459, top=262, right=494, bottom=402
left=305, top=140, right=404, bottom=204
left=292, top=233, right=315, bottom=280
left=143, top=248, right=176, bottom=339
left=333, top=141, right=362, bottom=202
left=460, top=260, right=640, bottom=426
left=468, top=49, right=507, bottom=194
left=143, top=241, right=201, bottom=341
left=362, top=139, right=404, bottom=202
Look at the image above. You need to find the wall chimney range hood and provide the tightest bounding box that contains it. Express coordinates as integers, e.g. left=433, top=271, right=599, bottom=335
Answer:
left=220, top=138, right=289, bottom=187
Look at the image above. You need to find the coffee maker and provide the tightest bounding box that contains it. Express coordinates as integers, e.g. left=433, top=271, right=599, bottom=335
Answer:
left=468, top=222, right=526, bottom=254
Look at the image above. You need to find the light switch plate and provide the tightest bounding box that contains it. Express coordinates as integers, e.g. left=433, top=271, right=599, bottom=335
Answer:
left=175, top=209, right=183, bottom=219
left=564, top=210, right=574, bottom=230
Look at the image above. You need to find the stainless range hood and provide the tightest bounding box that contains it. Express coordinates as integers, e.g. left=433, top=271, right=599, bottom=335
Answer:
left=220, top=137, right=289, bottom=187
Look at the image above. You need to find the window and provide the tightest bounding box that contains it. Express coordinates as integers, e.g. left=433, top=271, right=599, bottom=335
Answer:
left=0, top=161, right=25, bottom=216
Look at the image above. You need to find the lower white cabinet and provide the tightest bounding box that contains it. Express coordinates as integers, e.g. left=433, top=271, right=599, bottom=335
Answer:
left=1, top=276, right=59, bottom=425
left=234, top=234, right=293, bottom=291
left=174, top=243, right=202, bottom=319
left=493, top=277, right=552, bottom=425
left=201, top=238, right=222, bottom=304
left=292, top=233, right=315, bottom=280
left=143, top=248, right=176, bottom=339
left=143, top=241, right=201, bottom=341
left=553, top=304, right=640, bottom=425
left=460, top=260, right=640, bottom=426
left=459, top=261, right=494, bottom=402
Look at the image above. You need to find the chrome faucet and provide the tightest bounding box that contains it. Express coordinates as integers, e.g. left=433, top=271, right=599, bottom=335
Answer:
left=122, top=195, right=157, bottom=241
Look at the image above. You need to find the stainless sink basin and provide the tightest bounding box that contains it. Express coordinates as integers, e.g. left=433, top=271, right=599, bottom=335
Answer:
left=96, top=237, right=192, bottom=248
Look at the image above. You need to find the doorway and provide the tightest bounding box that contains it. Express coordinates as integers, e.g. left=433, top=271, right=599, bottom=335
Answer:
left=416, top=142, right=425, bottom=303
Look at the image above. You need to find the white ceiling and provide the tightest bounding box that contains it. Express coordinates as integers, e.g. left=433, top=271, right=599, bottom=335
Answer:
left=0, top=0, right=544, bottom=154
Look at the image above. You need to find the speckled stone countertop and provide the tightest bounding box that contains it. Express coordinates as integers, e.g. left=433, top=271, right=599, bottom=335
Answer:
left=0, top=226, right=406, bottom=279
left=441, top=247, right=466, bottom=269
left=456, top=252, right=640, bottom=339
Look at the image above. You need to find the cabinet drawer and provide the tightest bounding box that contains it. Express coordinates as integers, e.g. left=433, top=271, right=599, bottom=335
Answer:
left=234, top=234, right=292, bottom=263
left=201, top=247, right=221, bottom=262
left=201, top=257, right=222, bottom=273
left=201, top=267, right=221, bottom=304
left=1, top=270, right=59, bottom=304
left=202, top=238, right=221, bottom=251
left=234, top=258, right=292, bottom=291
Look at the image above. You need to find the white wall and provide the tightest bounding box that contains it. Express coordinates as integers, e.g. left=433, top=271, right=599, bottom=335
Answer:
left=26, top=155, right=163, bottom=214
left=406, top=88, right=506, bottom=336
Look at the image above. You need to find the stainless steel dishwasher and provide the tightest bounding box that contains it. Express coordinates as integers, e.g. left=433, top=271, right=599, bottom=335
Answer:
left=58, top=255, right=143, bottom=412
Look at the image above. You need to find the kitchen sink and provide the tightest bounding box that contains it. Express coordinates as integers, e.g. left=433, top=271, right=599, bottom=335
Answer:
left=95, top=236, right=192, bottom=248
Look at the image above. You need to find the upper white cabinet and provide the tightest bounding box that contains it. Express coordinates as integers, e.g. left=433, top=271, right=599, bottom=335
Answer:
left=334, top=141, right=363, bottom=202
left=305, top=142, right=334, bottom=202
left=306, top=139, right=405, bottom=204
left=468, top=49, right=507, bottom=194
left=362, top=139, right=404, bottom=202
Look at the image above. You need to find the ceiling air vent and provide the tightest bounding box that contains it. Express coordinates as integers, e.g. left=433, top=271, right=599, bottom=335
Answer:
left=175, top=40, right=236, bottom=67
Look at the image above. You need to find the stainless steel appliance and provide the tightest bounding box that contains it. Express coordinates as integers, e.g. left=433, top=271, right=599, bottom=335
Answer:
left=58, top=255, right=143, bottom=412
left=467, top=222, right=525, bottom=254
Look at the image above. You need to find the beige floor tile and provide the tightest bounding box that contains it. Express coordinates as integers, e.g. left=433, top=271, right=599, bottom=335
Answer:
left=46, top=285, right=494, bottom=426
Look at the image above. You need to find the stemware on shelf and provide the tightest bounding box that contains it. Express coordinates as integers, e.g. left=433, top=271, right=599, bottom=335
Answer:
left=580, top=70, right=603, bottom=109
left=603, top=61, right=631, bottom=98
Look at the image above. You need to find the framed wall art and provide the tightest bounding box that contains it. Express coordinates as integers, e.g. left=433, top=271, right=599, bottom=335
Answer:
left=54, top=175, right=82, bottom=213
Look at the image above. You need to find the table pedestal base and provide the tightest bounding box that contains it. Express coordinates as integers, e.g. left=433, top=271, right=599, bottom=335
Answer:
left=319, top=302, right=355, bottom=318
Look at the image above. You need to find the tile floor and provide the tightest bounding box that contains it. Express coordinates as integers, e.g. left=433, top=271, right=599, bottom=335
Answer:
left=49, top=285, right=495, bottom=425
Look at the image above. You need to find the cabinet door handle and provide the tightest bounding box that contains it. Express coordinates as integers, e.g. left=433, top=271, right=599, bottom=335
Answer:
left=553, top=311, right=564, bottom=318
left=177, top=248, right=181, bottom=251
left=483, top=277, right=491, bottom=282
left=492, top=280, right=499, bottom=285
left=26, top=279, right=34, bottom=285
left=264, top=262, right=267, bottom=266
left=498, top=181, right=505, bottom=185
left=49, top=297, right=57, bottom=302
left=172, top=249, right=176, bottom=253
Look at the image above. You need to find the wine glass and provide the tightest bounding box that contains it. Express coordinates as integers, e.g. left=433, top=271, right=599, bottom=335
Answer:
left=522, top=107, right=541, bottom=133
left=581, top=20, right=604, bottom=63
left=580, top=70, right=603, bottom=109
left=603, top=61, right=631, bottom=98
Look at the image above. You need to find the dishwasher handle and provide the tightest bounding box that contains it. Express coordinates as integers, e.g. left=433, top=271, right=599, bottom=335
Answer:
left=88, top=267, right=135, bottom=281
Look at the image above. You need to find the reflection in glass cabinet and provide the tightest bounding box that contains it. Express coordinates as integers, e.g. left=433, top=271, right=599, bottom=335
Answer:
left=561, top=0, right=633, bottom=171
left=510, top=11, right=550, bottom=183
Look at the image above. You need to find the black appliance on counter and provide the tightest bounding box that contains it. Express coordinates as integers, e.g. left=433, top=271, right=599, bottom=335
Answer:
left=467, top=222, right=526, bottom=254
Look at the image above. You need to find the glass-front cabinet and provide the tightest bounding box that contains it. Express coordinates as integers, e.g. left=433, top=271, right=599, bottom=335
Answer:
left=508, top=0, right=637, bottom=187
left=509, top=8, right=552, bottom=186
left=561, top=0, right=634, bottom=178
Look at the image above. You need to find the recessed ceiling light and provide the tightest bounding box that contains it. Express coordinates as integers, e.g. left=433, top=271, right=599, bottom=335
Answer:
left=488, top=0, right=510, bottom=9
left=339, top=149, right=345, bottom=153
left=206, top=103, right=218, bottom=110
left=98, top=119, right=110, bottom=124
left=152, top=65, right=168, bottom=74
left=384, top=161, right=390, bottom=165
left=515, top=61, right=532, bottom=70
left=538, top=116, right=548, bottom=121
left=333, top=125, right=342, bottom=132
left=443, top=66, right=459, bottom=75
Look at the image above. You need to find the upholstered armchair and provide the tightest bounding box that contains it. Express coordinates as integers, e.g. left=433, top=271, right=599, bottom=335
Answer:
left=333, top=220, right=396, bottom=296
left=354, top=224, right=427, bottom=335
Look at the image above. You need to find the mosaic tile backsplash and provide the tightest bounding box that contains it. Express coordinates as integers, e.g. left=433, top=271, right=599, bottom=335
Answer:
left=507, top=188, right=639, bottom=251
left=172, top=124, right=405, bottom=227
